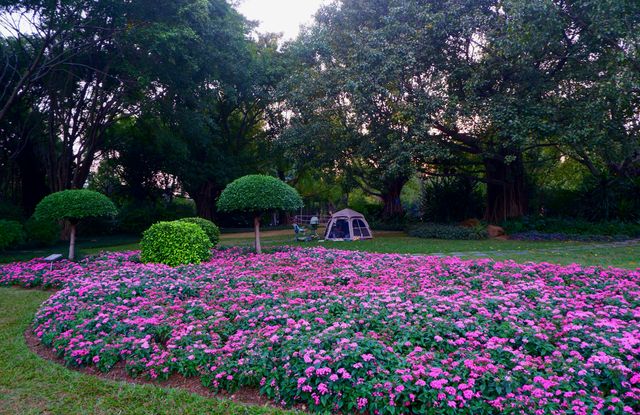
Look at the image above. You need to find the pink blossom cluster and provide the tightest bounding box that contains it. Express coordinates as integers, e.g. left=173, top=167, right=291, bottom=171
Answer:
left=3, top=248, right=640, bottom=414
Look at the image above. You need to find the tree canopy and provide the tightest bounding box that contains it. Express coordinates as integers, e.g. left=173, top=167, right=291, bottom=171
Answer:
left=1, top=0, right=639, bottom=228
left=217, top=175, right=303, bottom=214
left=279, top=0, right=640, bottom=221
left=34, top=190, right=116, bottom=223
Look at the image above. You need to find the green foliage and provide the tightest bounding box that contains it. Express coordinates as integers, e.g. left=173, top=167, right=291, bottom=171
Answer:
left=0, top=220, right=25, bottom=250
left=24, top=216, right=60, bottom=247
left=178, top=217, right=220, bottom=247
left=217, top=175, right=303, bottom=214
left=0, top=201, right=24, bottom=221
left=348, top=190, right=384, bottom=220
left=503, top=217, right=640, bottom=238
left=34, top=190, right=117, bottom=223
left=408, top=223, right=488, bottom=240
left=118, top=199, right=196, bottom=234
left=281, top=0, right=640, bottom=222
left=140, top=221, right=212, bottom=266
left=421, top=177, right=485, bottom=223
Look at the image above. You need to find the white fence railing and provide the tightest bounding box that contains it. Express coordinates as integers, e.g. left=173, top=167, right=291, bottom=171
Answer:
left=293, top=214, right=332, bottom=226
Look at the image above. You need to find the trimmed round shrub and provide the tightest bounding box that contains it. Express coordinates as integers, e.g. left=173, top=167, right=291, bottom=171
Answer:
left=178, top=217, right=220, bottom=246
left=140, top=221, right=213, bottom=266
left=25, top=216, right=60, bottom=247
left=0, top=220, right=25, bottom=250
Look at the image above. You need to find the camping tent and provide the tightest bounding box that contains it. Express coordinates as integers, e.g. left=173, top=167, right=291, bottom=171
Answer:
left=324, top=208, right=373, bottom=241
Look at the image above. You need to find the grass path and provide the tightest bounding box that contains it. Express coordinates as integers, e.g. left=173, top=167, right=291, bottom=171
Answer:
left=0, top=288, right=296, bottom=415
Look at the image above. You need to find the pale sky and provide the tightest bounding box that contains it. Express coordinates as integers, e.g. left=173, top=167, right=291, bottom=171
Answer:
left=235, top=0, right=329, bottom=40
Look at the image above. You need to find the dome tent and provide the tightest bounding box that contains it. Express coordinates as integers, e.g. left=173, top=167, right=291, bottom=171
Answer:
left=324, top=208, right=373, bottom=241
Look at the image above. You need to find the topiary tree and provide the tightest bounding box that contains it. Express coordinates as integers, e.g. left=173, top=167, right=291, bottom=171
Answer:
left=34, top=190, right=117, bottom=260
left=178, top=217, right=221, bottom=247
left=140, top=221, right=212, bottom=266
left=217, top=175, right=303, bottom=254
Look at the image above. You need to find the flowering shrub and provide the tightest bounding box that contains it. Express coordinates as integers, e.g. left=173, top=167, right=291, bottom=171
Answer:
left=2, top=248, right=640, bottom=414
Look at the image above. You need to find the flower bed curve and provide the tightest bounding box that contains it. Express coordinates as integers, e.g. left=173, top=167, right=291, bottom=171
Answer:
left=2, top=248, right=640, bottom=414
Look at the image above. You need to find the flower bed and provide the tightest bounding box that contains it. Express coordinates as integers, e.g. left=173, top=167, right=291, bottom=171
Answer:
left=2, top=248, right=640, bottom=414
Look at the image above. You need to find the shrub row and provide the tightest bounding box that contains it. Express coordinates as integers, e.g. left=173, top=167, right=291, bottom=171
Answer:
left=503, top=216, right=640, bottom=238
left=407, top=223, right=488, bottom=240
left=0, top=218, right=59, bottom=250
left=0, top=220, right=25, bottom=251
left=509, top=231, right=634, bottom=242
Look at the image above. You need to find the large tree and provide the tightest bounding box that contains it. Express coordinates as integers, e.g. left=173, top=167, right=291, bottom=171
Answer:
left=280, top=0, right=639, bottom=222
left=2, top=0, right=255, bottom=198
left=149, top=33, right=288, bottom=220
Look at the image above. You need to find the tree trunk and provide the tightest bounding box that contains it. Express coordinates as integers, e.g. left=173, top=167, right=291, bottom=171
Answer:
left=254, top=215, right=262, bottom=254
left=17, top=142, right=49, bottom=216
left=484, top=155, right=527, bottom=223
left=68, top=222, right=77, bottom=261
left=192, top=181, right=217, bottom=220
left=381, top=179, right=407, bottom=219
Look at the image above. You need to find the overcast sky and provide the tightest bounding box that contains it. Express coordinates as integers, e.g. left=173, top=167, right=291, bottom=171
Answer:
left=235, top=0, right=329, bottom=40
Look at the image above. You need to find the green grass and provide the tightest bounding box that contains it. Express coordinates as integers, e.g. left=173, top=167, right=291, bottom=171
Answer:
left=0, top=287, right=298, bottom=415
left=2, top=231, right=639, bottom=269
left=222, top=231, right=640, bottom=269
left=0, top=234, right=141, bottom=264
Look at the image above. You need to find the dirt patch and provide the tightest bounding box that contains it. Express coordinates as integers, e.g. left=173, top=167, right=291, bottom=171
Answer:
left=23, top=328, right=297, bottom=411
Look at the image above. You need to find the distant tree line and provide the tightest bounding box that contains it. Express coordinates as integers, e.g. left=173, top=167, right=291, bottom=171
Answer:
left=1, top=0, right=638, bottom=225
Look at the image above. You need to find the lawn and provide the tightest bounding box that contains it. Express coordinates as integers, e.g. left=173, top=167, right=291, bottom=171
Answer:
left=2, top=230, right=639, bottom=269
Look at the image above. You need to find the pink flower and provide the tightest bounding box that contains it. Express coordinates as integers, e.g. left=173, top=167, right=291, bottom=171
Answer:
left=430, top=379, right=448, bottom=389
left=317, top=383, right=329, bottom=395
left=357, top=397, right=368, bottom=409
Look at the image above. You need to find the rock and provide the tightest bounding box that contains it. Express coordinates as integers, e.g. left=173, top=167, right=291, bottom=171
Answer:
left=487, top=225, right=506, bottom=238
left=460, top=218, right=481, bottom=228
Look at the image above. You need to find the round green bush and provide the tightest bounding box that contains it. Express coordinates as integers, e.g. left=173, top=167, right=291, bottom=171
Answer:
left=35, top=189, right=117, bottom=223
left=25, top=216, right=60, bottom=247
left=140, top=221, right=213, bottom=266
left=178, top=217, right=220, bottom=246
left=0, top=220, right=25, bottom=251
left=217, top=175, right=303, bottom=213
